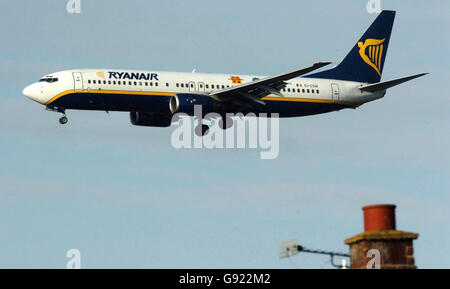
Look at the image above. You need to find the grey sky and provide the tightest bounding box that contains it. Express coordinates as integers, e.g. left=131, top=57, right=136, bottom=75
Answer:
left=0, top=0, right=449, bottom=268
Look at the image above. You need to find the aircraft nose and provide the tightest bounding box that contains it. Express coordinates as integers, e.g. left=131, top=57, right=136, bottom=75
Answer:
left=23, top=83, right=45, bottom=104
left=22, top=84, right=34, bottom=98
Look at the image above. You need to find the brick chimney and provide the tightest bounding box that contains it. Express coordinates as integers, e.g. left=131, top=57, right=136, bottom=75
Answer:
left=345, top=204, right=419, bottom=269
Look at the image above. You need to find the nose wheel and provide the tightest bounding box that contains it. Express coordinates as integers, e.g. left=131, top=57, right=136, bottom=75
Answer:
left=59, top=115, right=68, bottom=125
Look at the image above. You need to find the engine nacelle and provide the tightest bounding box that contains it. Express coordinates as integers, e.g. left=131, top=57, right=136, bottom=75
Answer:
left=130, top=94, right=218, bottom=127
left=130, top=111, right=172, bottom=127
left=169, top=93, right=215, bottom=116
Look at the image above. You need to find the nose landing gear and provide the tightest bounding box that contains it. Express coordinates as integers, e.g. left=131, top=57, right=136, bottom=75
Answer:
left=195, top=124, right=209, bottom=136
left=45, top=106, right=68, bottom=125
left=59, top=114, right=68, bottom=125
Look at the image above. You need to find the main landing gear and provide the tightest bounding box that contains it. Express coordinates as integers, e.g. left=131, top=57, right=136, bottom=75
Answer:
left=195, top=124, right=209, bottom=137
left=194, top=115, right=233, bottom=136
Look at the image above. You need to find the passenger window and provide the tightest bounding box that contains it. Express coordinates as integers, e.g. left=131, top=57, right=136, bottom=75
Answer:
left=155, top=82, right=158, bottom=86
left=302, top=89, right=305, bottom=93
left=287, top=88, right=291, bottom=92
left=88, top=80, right=91, bottom=84
left=211, top=85, right=214, bottom=89
left=316, top=89, right=319, bottom=93
left=166, top=83, right=169, bottom=87
left=150, top=82, right=153, bottom=86
left=221, top=85, right=224, bottom=89
left=93, top=80, right=96, bottom=84
left=176, top=83, right=179, bottom=87
left=206, top=84, right=209, bottom=89
left=139, top=82, right=142, bottom=86
left=311, top=90, right=315, bottom=94
left=307, top=89, right=310, bottom=93
left=129, top=81, right=132, bottom=85
left=108, top=81, right=111, bottom=84
left=297, top=89, right=300, bottom=93
left=181, top=83, right=184, bottom=88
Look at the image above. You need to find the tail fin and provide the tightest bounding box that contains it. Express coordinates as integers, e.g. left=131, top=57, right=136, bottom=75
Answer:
left=305, top=10, right=396, bottom=83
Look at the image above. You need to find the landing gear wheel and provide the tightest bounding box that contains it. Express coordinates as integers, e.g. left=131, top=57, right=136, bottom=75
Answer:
left=201, top=124, right=209, bottom=136
left=195, top=124, right=209, bottom=136
left=219, top=115, right=233, bottom=130
left=59, top=116, right=68, bottom=125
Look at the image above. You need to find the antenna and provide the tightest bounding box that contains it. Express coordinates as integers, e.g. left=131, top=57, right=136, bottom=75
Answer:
left=279, top=239, right=350, bottom=269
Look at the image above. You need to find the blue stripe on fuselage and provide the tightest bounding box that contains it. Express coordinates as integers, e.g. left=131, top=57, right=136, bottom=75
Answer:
left=47, top=92, right=354, bottom=117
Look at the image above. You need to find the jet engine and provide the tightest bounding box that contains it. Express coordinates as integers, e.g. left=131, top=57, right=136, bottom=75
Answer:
left=130, top=111, right=173, bottom=127
left=169, top=93, right=215, bottom=116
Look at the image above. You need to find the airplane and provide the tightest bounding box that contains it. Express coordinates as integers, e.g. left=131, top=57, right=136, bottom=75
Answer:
left=23, top=10, right=427, bottom=135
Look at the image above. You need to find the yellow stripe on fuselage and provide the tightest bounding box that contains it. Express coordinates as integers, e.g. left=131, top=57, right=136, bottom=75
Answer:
left=262, top=96, right=359, bottom=107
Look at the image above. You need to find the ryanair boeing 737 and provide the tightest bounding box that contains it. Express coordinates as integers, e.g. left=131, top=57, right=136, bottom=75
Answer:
left=23, top=11, right=426, bottom=135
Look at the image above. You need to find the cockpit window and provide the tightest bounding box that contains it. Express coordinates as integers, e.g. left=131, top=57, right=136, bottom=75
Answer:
left=39, top=77, right=58, bottom=83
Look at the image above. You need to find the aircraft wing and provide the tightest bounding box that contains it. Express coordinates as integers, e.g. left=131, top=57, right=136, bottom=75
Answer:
left=208, top=62, right=331, bottom=105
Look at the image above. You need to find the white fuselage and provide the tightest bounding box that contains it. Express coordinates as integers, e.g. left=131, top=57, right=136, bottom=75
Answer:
left=24, top=69, right=385, bottom=106
left=23, top=69, right=386, bottom=121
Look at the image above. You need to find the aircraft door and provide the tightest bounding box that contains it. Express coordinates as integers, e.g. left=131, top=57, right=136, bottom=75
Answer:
left=331, top=83, right=339, bottom=101
left=73, top=72, right=84, bottom=91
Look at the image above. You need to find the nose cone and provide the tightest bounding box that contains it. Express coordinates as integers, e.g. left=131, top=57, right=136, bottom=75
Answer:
left=23, top=83, right=45, bottom=104
left=22, top=85, right=34, bottom=98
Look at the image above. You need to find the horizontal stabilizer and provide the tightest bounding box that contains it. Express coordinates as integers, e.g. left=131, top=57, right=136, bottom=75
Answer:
left=359, top=73, right=428, bottom=92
